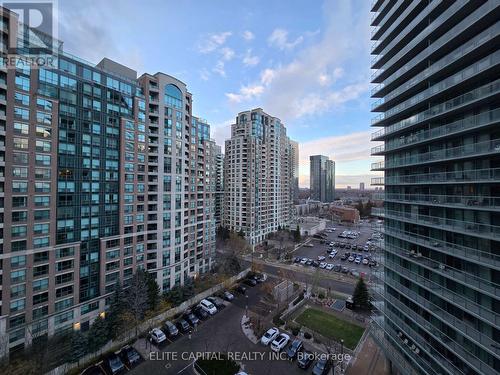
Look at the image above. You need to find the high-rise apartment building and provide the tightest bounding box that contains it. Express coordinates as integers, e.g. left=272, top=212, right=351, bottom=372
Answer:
left=370, top=1, right=500, bottom=374
left=289, top=140, right=299, bottom=202
left=224, top=108, right=293, bottom=245
left=214, top=144, right=224, bottom=226
left=359, top=182, right=365, bottom=191
left=309, top=155, right=335, bottom=202
left=0, top=8, right=216, bottom=356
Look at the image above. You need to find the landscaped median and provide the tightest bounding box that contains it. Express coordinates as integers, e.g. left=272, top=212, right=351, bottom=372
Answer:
left=295, top=308, right=365, bottom=350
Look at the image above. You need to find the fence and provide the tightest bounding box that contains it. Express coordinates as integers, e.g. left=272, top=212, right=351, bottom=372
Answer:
left=46, top=268, right=251, bottom=375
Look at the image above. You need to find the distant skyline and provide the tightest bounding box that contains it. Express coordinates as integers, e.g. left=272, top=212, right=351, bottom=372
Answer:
left=56, top=0, right=379, bottom=188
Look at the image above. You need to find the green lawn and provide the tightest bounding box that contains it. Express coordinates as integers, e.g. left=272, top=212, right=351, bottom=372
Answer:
left=295, top=308, right=365, bottom=350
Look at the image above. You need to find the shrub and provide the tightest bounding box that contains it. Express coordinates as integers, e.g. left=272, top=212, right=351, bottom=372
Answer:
left=318, top=293, right=325, bottom=299
left=304, top=332, right=312, bottom=340
left=291, top=327, right=300, bottom=336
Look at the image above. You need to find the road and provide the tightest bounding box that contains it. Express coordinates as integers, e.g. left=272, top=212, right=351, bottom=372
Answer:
left=128, top=283, right=315, bottom=375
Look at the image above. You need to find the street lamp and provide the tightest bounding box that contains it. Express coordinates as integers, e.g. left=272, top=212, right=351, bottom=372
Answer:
left=340, top=339, right=344, bottom=372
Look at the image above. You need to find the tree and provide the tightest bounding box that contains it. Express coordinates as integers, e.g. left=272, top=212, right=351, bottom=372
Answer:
left=237, top=228, right=245, bottom=238
left=106, top=281, right=126, bottom=339
left=352, top=278, right=371, bottom=310
left=68, top=331, right=87, bottom=365
left=293, top=226, right=301, bottom=243
left=126, top=270, right=149, bottom=337
left=145, top=271, right=161, bottom=311
left=87, top=316, right=110, bottom=353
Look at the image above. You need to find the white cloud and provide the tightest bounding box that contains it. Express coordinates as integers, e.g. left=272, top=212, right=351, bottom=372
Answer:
left=268, top=28, right=304, bottom=50
left=197, top=31, right=232, bottom=53
left=220, top=47, right=235, bottom=61
left=226, top=84, right=265, bottom=103
left=211, top=119, right=233, bottom=146
left=242, top=30, right=255, bottom=41
left=260, top=68, right=276, bottom=85
left=213, top=61, right=226, bottom=77
left=242, top=49, right=260, bottom=66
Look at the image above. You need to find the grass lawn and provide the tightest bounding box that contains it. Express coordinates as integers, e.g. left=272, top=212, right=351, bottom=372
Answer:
left=195, top=357, right=240, bottom=375
left=295, top=308, right=365, bottom=350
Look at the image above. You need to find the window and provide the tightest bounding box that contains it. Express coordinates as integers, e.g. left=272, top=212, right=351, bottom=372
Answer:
left=164, top=84, right=183, bottom=109
left=35, top=182, right=51, bottom=192
left=11, top=226, right=27, bottom=238
left=33, top=292, right=49, bottom=305
left=35, top=154, right=51, bottom=166
left=55, top=297, right=73, bottom=312
left=34, top=196, right=50, bottom=207
left=13, top=196, right=27, bottom=207
left=60, top=75, right=77, bottom=90
left=13, top=137, right=28, bottom=149
left=59, top=59, right=76, bottom=74
left=33, top=237, right=49, bottom=248
left=12, top=167, right=28, bottom=178
left=15, top=75, right=30, bottom=91
left=11, top=269, right=26, bottom=283
left=15, top=92, right=30, bottom=106
left=10, top=299, right=25, bottom=312
left=54, top=311, right=73, bottom=325
left=37, top=98, right=53, bottom=111
left=34, top=223, right=50, bottom=235
left=33, top=278, right=49, bottom=292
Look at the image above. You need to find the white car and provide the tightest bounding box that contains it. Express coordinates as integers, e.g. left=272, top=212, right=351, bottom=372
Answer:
left=355, top=257, right=362, bottom=264
left=362, top=258, right=369, bottom=265
left=319, top=262, right=327, bottom=269
left=199, top=299, right=217, bottom=315
left=325, top=263, right=334, bottom=271
left=149, top=328, right=166, bottom=344
left=317, top=256, right=326, bottom=261
left=271, top=333, right=290, bottom=352
left=348, top=256, right=355, bottom=262
left=261, top=327, right=280, bottom=346
left=329, top=242, right=335, bottom=246
left=300, top=258, right=308, bottom=265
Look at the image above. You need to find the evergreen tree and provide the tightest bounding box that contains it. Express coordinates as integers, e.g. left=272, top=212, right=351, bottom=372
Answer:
left=106, top=281, right=126, bottom=339
left=68, top=331, right=87, bottom=364
left=87, top=316, right=109, bottom=353
left=352, top=278, right=371, bottom=310
left=145, top=271, right=161, bottom=311
left=293, top=226, right=301, bottom=242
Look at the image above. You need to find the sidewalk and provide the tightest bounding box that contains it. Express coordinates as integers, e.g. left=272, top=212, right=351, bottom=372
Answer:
left=346, top=335, right=389, bottom=375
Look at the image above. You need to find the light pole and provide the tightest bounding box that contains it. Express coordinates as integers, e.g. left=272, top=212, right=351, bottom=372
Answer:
left=245, top=295, right=249, bottom=317
left=340, top=339, right=344, bottom=373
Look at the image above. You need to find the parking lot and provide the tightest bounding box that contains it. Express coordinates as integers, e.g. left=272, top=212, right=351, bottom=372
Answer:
left=292, top=220, right=381, bottom=280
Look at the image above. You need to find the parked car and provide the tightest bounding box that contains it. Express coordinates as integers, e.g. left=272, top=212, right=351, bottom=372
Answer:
left=348, top=256, right=355, bottom=262
left=193, top=305, right=209, bottom=320
left=297, top=351, right=314, bottom=369
left=223, top=290, right=234, bottom=301
left=304, top=243, right=314, bottom=247
left=235, top=285, right=247, bottom=294
left=286, top=339, right=303, bottom=359
left=355, top=257, right=362, bottom=264
left=294, top=256, right=301, bottom=263
left=120, top=345, right=141, bottom=366
left=317, top=256, right=326, bottom=261
left=199, top=299, right=218, bottom=315
left=306, top=259, right=313, bottom=266
left=340, top=254, right=348, bottom=261
left=244, top=278, right=257, bottom=287
left=362, top=258, right=369, bottom=265
left=177, top=319, right=191, bottom=333
left=325, top=263, right=334, bottom=271
left=183, top=309, right=200, bottom=326
left=207, top=296, right=225, bottom=309
left=300, top=258, right=308, bottom=265
left=271, top=333, right=290, bottom=352
left=334, top=264, right=341, bottom=272
left=261, top=327, right=279, bottom=345
left=341, top=266, right=349, bottom=273
left=311, top=261, right=320, bottom=267
left=312, top=359, right=331, bottom=375
left=255, top=273, right=267, bottom=282
left=106, top=353, right=125, bottom=374
left=163, top=320, right=179, bottom=337
left=319, top=262, right=327, bottom=269
left=149, top=328, right=166, bottom=345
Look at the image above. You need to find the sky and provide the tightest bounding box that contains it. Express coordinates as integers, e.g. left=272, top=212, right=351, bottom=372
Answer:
left=57, top=0, right=381, bottom=188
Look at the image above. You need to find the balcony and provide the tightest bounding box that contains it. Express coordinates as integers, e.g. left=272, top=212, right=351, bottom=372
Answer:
left=385, top=243, right=500, bottom=299
left=382, top=289, right=497, bottom=375
left=371, top=177, right=385, bottom=185
left=379, top=192, right=500, bottom=212
left=384, top=167, right=500, bottom=186
left=385, top=259, right=500, bottom=328
left=371, top=161, right=385, bottom=171
left=374, top=208, right=500, bottom=241
left=372, top=76, right=500, bottom=136
left=382, top=225, right=500, bottom=270
left=373, top=16, right=500, bottom=97
left=372, top=109, right=500, bottom=154
left=383, top=139, right=500, bottom=169
left=372, top=49, right=500, bottom=123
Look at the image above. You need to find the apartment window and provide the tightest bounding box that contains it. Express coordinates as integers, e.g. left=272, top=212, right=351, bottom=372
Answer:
left=12, top=167, right=28, bottom=178
left=13, top=152, right=28, bottom=164
left=14, top=122, right=29, bottom=135
left=35, top=182, right=50, bottom=192
left=55, top=285, right=73, bottom=298
left=10, top=299, right=25, bottom=313
left=33, top=265, right=49, bottom=277
left=12, top=196, right=27, bottom=207
left=59, top=59, right=76, bottom=74
left=54, top=311, right=73, bottom=325
left=55, top=297, right=73, bottom=312
left=11, top=284, right=26, bottom=299
left=56, top=247, right=74, bottom=258
left=15, top=75, right=30, bottom=91
left=35, top=140, right=51, bottom=152
left=33, top=305, right=49, bottom=320
left=35, top=154, right=51, bottom=166
left=36, top=98, right=53, bottom=111
left=34, top=223, right=50, bottom=235
left=34, top=210, right=50, bottom=220
left=12, top=211, right=27, bottom=222
left=33, top=278, right=49, bottom=292
left=13, top=137, right=28, bottom=150
left=11, top=226, right=27, bottom=238
left=33, top=292, right=49, bottom=305
left=34, top=196, right=50, bottom=207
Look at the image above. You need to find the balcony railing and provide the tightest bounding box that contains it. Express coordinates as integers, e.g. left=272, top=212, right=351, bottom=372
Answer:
left=384, top=139, right=500, bottom=169
left=371, top=0, right=492, bottom=82
left=385, top=243, right=500, bottom=299
left=371, top=177, right=384, bottom=185
left=379, top=192, right=500, bottom=211
left=372, top=78, right=500, bottom=137
left=373, top=49, right=500, bottom=121
left=374, top=208, right=500, bottom=240
left=385, top=259, right=500, bottom=327
left=381, top=225, right=500, bottom=269
left=382, top=289, right=498, bottom=375
left=384, top=167, right=500, bottom=185
left=372, top=20, right=500, bottom=98
left=371, top=109, right=500, bottom=154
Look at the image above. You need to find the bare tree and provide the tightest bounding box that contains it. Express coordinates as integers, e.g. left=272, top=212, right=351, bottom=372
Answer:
left=126, top=271, right=149, bottom=338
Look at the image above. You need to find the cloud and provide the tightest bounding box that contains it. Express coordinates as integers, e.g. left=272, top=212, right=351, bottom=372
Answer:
left=242, top=30, right=255, bottom=41
left=199, top=68, right=210, bottom=81
left=226, top=84, right=265, bottom=103
left=213, top=61, right=227, bottom=77
left=242, top=49, right=260, bottom=66
left=197, top=31, right=232, bottom=53
left=268, top=28, right=304, bottom=50
left=211, top=119, right=233, bottom=146
left=220, top=47, right=235, bottom=61
left=227, top=1, right=371, bottom=119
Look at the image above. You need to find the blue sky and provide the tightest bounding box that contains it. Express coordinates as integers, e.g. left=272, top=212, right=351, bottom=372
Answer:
left=58, top=0, right=380, bottom=188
